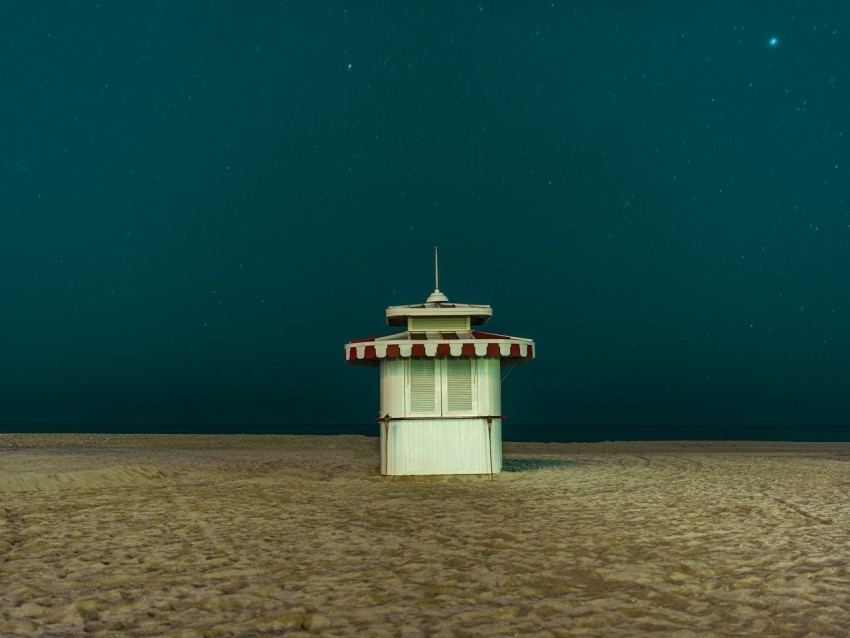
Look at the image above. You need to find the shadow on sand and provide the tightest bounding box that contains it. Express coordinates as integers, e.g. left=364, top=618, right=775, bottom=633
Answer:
left=502, top=458, right=581, bottom=473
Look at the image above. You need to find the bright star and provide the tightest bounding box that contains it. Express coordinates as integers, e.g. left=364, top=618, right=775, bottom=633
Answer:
left=768, top=37, right=778, bottom=47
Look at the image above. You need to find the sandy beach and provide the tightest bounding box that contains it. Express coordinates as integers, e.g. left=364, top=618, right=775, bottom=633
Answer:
left=1, top=434, right=848, bottom=637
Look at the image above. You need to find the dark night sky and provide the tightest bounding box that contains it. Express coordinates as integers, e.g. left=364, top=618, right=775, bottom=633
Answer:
left=2, top=2, right=849, bottom=433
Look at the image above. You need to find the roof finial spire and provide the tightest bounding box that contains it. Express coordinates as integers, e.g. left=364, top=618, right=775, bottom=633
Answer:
left=426, top=245, right=449, bottom=304
left=435, top=245, right=439, bottom=291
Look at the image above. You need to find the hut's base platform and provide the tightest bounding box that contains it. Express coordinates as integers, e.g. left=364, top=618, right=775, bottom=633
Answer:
left=1, top=434, right=848, bottom=637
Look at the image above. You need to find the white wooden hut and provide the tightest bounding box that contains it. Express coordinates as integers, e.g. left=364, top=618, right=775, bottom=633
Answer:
left=344, top=255, right=535, bottom=476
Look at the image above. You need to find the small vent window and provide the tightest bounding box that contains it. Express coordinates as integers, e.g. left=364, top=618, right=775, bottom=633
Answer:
left=409, top=316, right=469, bottom=331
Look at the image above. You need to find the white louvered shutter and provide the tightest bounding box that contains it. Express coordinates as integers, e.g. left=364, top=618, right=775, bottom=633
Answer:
left=444, top=358, right=473, bottom=414
left=409, top=358, right=438, bottom=415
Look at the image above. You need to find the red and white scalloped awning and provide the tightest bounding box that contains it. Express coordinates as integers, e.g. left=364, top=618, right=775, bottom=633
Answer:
left=344, top=330, right=534, bottom=365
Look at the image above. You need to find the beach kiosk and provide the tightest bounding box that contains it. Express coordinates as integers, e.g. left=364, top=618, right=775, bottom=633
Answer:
left=344, top=251, right=535, bottom=476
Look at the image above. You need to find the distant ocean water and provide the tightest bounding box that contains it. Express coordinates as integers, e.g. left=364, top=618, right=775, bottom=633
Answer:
left=1, top=423, right=848, bottom=442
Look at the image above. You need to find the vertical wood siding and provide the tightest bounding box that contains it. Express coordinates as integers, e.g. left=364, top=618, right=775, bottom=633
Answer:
left=384, top=418, right=501, bottom=475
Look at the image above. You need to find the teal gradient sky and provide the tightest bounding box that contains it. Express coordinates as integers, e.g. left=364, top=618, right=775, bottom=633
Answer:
left=2, top=3, right=848, bottom=433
